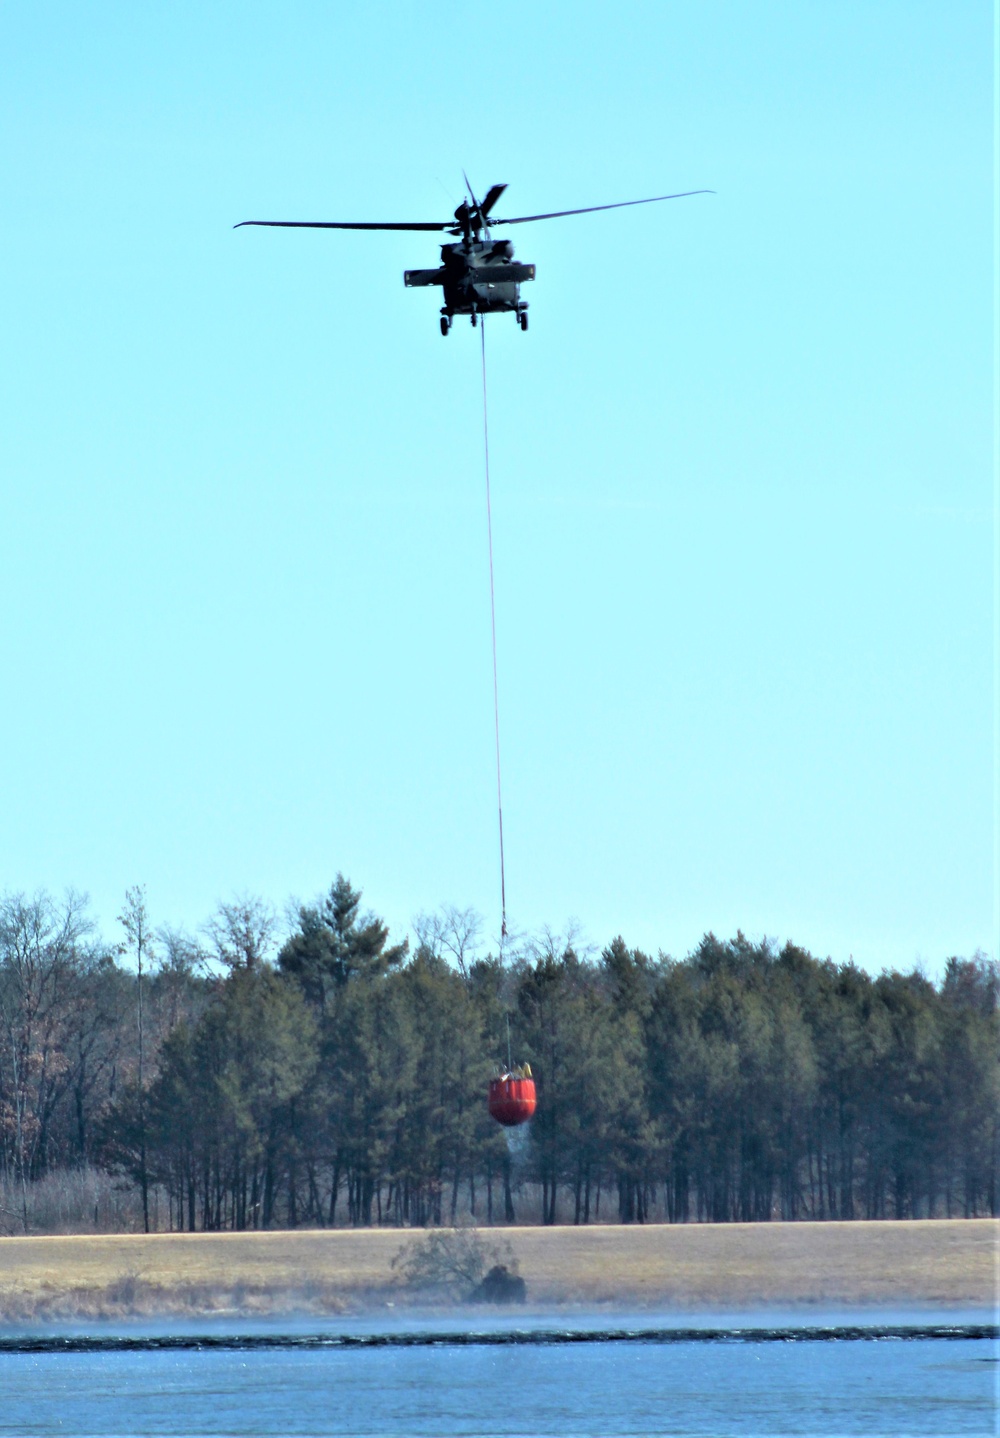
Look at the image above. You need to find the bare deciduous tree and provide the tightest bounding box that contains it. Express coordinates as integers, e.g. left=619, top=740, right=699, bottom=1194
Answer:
left=118, top=886, right=154, bottom=1232
left=0, top=891, right=91, bottom=1231
left=412, top=905, right=483, bottom=977
left=204, top=896, right=276, bottom=972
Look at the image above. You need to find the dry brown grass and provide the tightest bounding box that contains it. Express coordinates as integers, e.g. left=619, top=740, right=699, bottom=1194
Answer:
left=0, top=1220, right=994, bottom=1320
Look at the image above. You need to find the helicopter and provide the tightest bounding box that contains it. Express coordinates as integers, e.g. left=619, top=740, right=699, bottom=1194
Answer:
left=235, top=180, right=712, bottom=335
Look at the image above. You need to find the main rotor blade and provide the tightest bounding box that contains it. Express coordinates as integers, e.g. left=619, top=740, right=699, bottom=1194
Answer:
left=462, top=170, right=479, bottom=208
left=234, top=220, right=449, bottom=231
left=462, top=171, right=487, bottom=231
left=492, top=190, right=714, bottom=225
left=480, top=184, right=508, bottom=217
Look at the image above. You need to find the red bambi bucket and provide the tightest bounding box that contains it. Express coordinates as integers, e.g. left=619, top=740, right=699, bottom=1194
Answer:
left=488, top=1073, right=537, bottom=1127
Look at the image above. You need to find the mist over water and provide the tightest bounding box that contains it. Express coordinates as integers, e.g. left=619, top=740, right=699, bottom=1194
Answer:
left=1, top=1311, right=994, bottom=1437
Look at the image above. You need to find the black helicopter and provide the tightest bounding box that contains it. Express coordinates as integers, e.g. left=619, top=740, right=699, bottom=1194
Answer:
left=236, top=180, right=712, bottom=335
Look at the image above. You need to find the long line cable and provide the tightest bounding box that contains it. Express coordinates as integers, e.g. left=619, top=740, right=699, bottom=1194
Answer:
left=480, top=317, right=507, bottom=941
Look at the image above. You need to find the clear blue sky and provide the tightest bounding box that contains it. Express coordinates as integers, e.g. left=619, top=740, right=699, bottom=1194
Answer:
left=1, top=2, right=992, bottom=973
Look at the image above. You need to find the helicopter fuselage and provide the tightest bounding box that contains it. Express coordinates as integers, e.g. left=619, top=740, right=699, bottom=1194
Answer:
left=404, top=238, right=534, bottom=332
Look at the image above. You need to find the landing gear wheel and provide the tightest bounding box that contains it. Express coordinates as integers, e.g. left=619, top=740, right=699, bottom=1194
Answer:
left=518, top=311, right=528, bottom=332
left=471, top=311, right=478, bottom=327
left=440, top=315, right=451, bottom=336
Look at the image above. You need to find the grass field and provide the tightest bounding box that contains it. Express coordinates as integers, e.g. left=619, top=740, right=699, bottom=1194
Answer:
left=0, top=1220, right=994, bottom=1320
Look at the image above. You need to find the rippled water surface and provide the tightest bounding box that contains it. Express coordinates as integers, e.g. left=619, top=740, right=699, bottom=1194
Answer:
left=1, top=1311, right=995, bottom=1437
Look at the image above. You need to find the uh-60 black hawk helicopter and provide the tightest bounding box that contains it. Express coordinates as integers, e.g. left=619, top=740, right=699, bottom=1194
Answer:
left=236, top=180, right=712, bottom=335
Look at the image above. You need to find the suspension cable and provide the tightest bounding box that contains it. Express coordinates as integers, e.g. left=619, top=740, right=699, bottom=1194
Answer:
left=480, top=317, right=508, bottom=941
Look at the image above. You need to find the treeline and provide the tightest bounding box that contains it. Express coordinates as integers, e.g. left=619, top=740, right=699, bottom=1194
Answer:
left=0, top=881, right=997, bottom=1232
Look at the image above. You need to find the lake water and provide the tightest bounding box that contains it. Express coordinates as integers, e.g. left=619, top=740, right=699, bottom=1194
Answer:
left=1, top=1310, right=995, bottom=1437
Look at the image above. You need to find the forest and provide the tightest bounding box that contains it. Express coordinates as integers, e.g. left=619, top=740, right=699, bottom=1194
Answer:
left=0, top=879, right=996, bottom=1233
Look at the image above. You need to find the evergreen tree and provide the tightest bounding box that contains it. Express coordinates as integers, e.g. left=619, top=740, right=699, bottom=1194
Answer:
left=279, top=874, right=408, bottom=1006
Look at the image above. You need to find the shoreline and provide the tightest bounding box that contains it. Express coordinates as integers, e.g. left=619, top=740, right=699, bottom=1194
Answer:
left=0, top=1219, right=995, bottom=1322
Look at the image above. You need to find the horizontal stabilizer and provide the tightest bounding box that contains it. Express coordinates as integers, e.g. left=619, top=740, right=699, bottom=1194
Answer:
left=404, top=268, right=446, bottom=287
left=469, top=263, right=536, bottom=284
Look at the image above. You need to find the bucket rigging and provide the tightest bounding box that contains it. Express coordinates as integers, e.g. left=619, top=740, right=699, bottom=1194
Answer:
left=480, top=318, right=507, bottom=942
left=478, top=321, right=536, bottom=1130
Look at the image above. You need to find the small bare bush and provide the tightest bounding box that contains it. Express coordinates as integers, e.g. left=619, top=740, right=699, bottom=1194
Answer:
left=391, top=1227, right=519, bottom=1295
left=104, top=1269, right=144, bottom=1307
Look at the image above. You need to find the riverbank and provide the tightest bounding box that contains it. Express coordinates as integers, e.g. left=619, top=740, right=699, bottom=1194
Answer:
left=0, top=1219, right=994, bottom=1321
